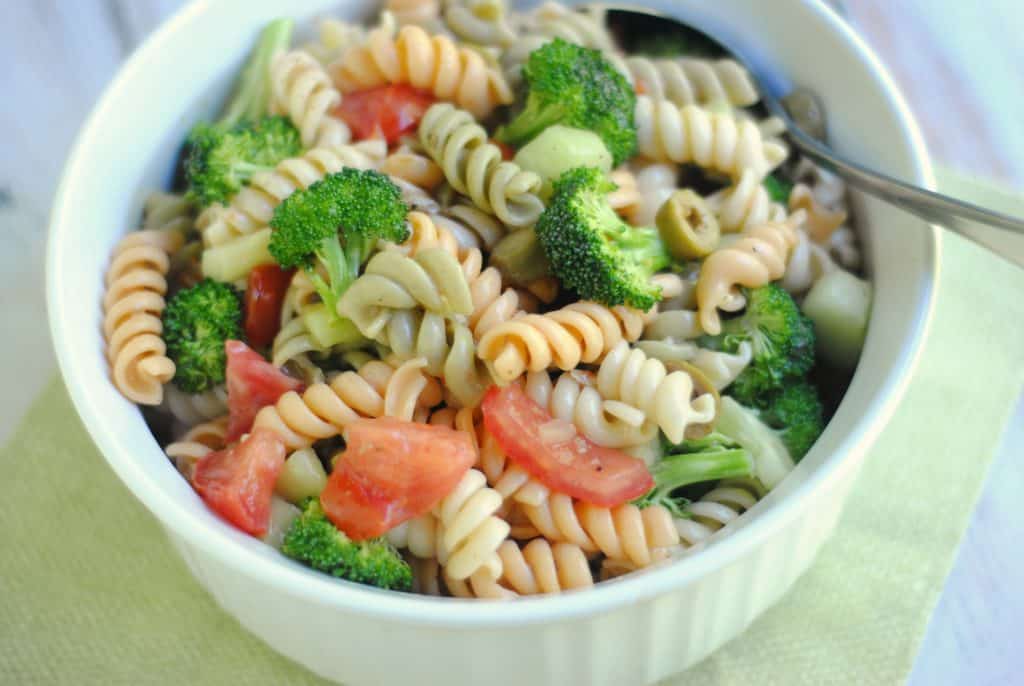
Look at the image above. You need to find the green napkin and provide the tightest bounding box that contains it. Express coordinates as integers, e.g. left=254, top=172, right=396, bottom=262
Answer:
left=3, top=175, right=1023, bottom=685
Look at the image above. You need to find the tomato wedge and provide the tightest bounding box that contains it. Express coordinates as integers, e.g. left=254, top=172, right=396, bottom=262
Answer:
left=320, top=418, right=476, bottom=540
left=225, top=340, right=303, bottom=442
left=493, top=140, right=515, bottom=161
left=482, top=385, right=654, bottom=507
left=245, top=264, right=293, bottom=348
left=335, top=85, right=435, bottom=144
left=193, top=428, right=287, bottom=536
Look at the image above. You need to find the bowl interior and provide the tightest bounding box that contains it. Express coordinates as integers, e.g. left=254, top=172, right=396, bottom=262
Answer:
left=47, top=0, right=937, bottom=624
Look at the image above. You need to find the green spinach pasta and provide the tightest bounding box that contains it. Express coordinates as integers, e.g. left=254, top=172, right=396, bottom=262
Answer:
left=102, top=1, right=872, bottom=598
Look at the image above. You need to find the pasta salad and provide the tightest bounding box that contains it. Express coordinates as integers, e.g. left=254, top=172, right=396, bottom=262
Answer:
left=103, top=1, right=872, bottom=598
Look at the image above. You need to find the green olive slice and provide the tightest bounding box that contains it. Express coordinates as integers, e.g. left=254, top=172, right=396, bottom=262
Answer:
left=656, top=189, right=721, bottom=260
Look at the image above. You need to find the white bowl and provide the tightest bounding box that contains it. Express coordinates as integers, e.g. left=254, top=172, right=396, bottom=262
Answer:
left=47, top=1, right=939, bottom=684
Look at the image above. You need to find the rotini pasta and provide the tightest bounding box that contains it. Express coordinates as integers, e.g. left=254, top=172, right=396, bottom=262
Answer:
left=380, top=145, right=445, bottom=191
left=476, top=300, right=654, bottom=383
left=673, top=481, right=761, bottom=548
left=386, top=0, right=443, bottom=28
left=444, top=0, right=517, bottom=47
left=790, top=183, right=848, bottom=244
left=419, top=103, right=544, bottom=227
left=104, top=229, right=185, bottom=405
left=523, top=369, right=657, bottom=448
left=142, top=191, right=194, bottom=235
left=301, top=19, right=366, bottom=64
left=705, top=168, right=788, bottom=234
left=635, top=96, right=788, bottom=180
left=198, top=140, right=387, bottom=247
left=393, top=468, right=509, bottom=582
left=635, top=339, right=753, bottom=392
left=522, top=496, right=679, bottom=569
left=781, top=228, right=838, bottom=295
left=162, top=384, right=229, bottom=427
left=696, top=212, right=804, bottom=335
left=270, top=50, right=351, bottom=147
left=252, top=357, right=442, bottom=449
left=338, top=247, right=474, bottom=339
left=627, top=56, right=759, bottom=108
left=447, top=539, right=593, bottom=597
left=594, top=341, right=717, bottom=444
left=164, top=415, right=228, bottom=480
left=331, top=20, right=513, bottom=119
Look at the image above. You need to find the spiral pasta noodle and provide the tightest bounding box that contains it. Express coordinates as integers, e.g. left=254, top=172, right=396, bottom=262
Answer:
left=706, top=169, right=788, bottom=234
left=673, top=481, right=761, bottom=548
left=444, top=0, right=517, bottom=48
left=380, top=145, right=445, bottom=191
left=476, top=300, right=654, bottom=383
left=164, top=415, right=229, bottom=480
left=447, top=539, right=594, bottom=597
left=270, top=49, right=351, bottom=148
left=386, top=0, right=443, bottom=28
left=142, top=192, right=194, bottom=235
left=162, top=384, right=229, bottom=427
left=197, top=140, right=387, bottom=247
left=392, top=211, right=527, bottom=340
left=431, top=203, right=508, bottom=251
left=627, top=57, right=760, bottom=108
left=332, top=21, right=513, bottom=119
left=338, top=247, right=474, bottom=340
left=394, top=468, right=510, bottom=582
left=781, top=228, right=837, bottom=295
left=635, top=339, right=753, bottom=392
left=478, top=425, right=550, bottom=505
left=789, top=182, right=848, bottom=244
left=594, top=341, right=717, bottom=444
left=635, top=96, right=787, bottom=180
left=523, top=370, right=656, bottom=448
left=696, top=212, right=804, bottom=335
left=252, top=357, right=442, bottom=449
left=103, top=229, right=185, bottom=405
left=521, top=496, right=679, bottom=569
left=302, top=19, right=366, bottom=64
left=419, top=103, right=544, bottom=228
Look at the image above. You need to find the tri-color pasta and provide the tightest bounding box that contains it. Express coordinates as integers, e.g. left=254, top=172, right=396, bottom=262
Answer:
left=103, top=1, right=870, bottom=599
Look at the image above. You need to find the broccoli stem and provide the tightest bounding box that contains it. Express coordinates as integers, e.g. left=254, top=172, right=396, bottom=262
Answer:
left=220, top=19, right=294, bottom=129
left=309, top=236, right=348, bottom=314
left=638, top=444, right=754, bottom=517
left=497, top=102, right=570, bottom=147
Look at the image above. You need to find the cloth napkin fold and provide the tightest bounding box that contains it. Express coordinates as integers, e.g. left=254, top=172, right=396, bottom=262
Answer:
left=2, top=174, right=1023, bottom=685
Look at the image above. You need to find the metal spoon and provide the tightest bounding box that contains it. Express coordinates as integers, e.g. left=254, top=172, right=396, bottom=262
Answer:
left=604, top=5, right=1024, bottom=258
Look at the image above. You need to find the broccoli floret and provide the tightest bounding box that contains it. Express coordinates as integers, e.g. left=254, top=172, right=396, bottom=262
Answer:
left=183, top=19, right=296, bottom=207
left=634, top=433, right=755, bottom=516
left=763, top=174, right=794, bottom=204
left=185, top=116, right=302, bottom=207
left=269, top=169, right=409, bottom=314
left=755, top=381, right=824, bottom=461
left=163, top=279, right=243, bottom=392
left=700, top=284, right=815, bottom=403
left=282, top=498, right=412, bottom=591
left=536, top=167, right=672, bottom=310
left=497, top=39, right=636, bottom=166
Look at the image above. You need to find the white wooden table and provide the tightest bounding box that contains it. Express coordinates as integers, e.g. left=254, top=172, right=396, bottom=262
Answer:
left=2, top=1, right=1020, bottom=683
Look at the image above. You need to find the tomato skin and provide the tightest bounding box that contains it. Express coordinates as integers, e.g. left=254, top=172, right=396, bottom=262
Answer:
left=225, top=340, right=303, bottom=442
left=245, top=265, right=293, bottom=348
left=320, top=418, right=476, bottom=540
left=193, top=428, right=287, bottom=536
left=335, top=85, right=435, bottom=144
left=482, top=385, right=654, bottom=507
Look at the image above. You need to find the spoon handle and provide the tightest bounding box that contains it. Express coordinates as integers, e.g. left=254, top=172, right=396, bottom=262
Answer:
left=785, top=123, right=1024, bottom=238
